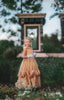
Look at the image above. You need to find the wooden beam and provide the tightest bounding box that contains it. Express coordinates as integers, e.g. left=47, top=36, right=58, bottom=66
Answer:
left=16, top=53, right=64, bottom=58
left=59, top=14, right=64, bottom=18
left=17, top=13, right=46, bottom=18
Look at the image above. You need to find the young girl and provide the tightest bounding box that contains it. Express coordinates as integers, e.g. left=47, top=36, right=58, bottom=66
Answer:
left=15, top=37, right=41, bottom=89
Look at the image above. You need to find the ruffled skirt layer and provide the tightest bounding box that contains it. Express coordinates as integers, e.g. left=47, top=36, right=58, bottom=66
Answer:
left=15, top=57, right=41, bottom=89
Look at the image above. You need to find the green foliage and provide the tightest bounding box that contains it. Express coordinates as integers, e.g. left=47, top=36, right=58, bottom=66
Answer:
left=0, top=40, right=22, bottom=83
left=36, top=57, right=64, bottom=87
left=54, top=0, right=64, bottom=11
left=1, top=9, right=11, bottom=16
left=9, top=17, right=18, bottom=24
left=0, top=55, right=21, bottom=83
left=0, top=83, right=64, bottom=99
left=2, top=0, right=17, bottom=10
left=50, top=0, right=64, bottom=19
left=43, top=34, right=62, bottom=53
left=4, top=19, right=8, bottom=23
left=19, top=0, right=43, bottom=13
left=0, top=55, right=10, bottom=83
left=0, top=25, right=2, bottom=28
left=43, top=42, right=61, bottom=53
left=22, top=0, right=43, bottom=13
left=0, top=40, right=63, bottom=87
left=0, top=40, right=14, bottom=55
left=3, top=46, right=22, bottom=59
left=0, top=54, right=64, bottom=87
left=1, top=0, right=43, bottom=13
left=2, top=28, right=5, bottom=32
left=1, top=0, right=43, bottom=35
left=0, top=83, right=18, bottom=99
left=43, top=42, right=55, bottom=53
left=0, top=44, right=22, bottom=83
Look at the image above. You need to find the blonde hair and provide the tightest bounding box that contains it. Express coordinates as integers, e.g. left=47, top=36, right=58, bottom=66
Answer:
left=24, top=37, right=32, bottom=43
left=23, top=37, right=32, bottom=48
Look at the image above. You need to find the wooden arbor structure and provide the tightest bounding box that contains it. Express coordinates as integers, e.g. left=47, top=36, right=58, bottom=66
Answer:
left=17, top=13, right=46, bottom=52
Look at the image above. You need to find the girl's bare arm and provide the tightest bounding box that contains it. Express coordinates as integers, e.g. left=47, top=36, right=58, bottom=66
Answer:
left=22, top=47, right=28, bottom=59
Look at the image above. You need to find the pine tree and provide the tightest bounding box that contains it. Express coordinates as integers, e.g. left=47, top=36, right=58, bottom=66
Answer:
left=54, top=0, right=64, bottom=11
left=50, top=0, right=64, bottom=19
left=0, top=0, right=43, bottom=36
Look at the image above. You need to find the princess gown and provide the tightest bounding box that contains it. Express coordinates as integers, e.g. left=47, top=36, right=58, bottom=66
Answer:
left=15, top=47, right=41, bottom=89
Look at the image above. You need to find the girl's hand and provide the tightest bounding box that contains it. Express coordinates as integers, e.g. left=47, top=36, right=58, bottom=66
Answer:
left=23, top=56, right=28, bottom=59
left=36, top=70, right=40, bottom=76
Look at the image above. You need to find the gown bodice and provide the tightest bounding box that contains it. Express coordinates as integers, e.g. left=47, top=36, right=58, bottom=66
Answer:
left=26, top=47, right=34, bottom=56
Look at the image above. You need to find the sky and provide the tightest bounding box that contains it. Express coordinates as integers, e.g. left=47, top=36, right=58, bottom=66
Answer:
left=0, top=0, right=62, bottom=45
left=42, top=0, right=61, bottom=40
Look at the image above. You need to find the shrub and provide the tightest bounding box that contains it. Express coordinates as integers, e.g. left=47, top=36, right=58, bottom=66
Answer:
left=43, top=42, right=62, bottom=53
left=0, top=55, right=10, bottom=83
left=0, top=56, right=64, bottom=88
left=36, top=57, right=64, bottom=87
left=0, top=45, right=22, bottom=83
left=3, top=46, right=22, bottom=59
left=0, top=40, right=14, bottom=55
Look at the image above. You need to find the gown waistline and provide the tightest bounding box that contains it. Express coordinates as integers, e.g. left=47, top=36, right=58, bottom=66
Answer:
left=27, top=54, right=35, bottom=58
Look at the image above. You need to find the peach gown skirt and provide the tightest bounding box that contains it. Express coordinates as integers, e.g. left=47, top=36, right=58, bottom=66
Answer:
left=15, top=47, right=41, bottom=89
